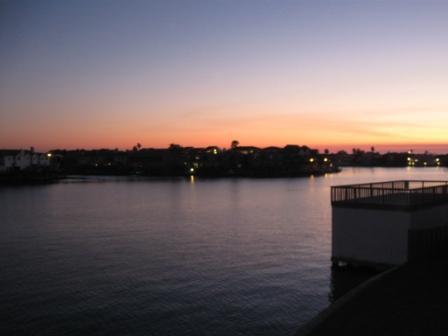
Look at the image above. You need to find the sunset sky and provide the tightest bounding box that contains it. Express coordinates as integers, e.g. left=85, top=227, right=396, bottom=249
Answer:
left=1, top=0, right=448, bottom=152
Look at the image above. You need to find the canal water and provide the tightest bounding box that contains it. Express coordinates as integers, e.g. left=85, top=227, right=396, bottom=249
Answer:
left=1, top=168, right=447, bottom=335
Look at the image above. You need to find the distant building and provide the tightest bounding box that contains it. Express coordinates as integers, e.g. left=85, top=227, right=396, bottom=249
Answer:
left=0, top=150, right=50, bottom=172
left=284, top=145, right=316, bottom=156
left=235, top=146, right=259, bottom=155
left=205, top=146, right=221, bottom=155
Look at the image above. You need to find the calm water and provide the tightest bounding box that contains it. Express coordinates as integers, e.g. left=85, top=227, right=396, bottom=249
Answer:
left=1, top=168, right=447, bottom=336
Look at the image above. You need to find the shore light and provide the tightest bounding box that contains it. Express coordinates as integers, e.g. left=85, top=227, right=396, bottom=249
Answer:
left=309, top=158, right=315, bottom=163
left=47, top=153, right=52, bottom=158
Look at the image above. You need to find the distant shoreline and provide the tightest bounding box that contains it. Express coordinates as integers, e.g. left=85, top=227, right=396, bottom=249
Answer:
left=3, top=165, right=448, bottom=186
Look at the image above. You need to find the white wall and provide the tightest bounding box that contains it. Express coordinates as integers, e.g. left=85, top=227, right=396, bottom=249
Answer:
left=39, top=155, right=50, bottom=166
left=4, top=156, right=15, bottom=169
left=333, top=204, right=448, bottom=266
left=332, top=207, right=410, bottom=265
left=15, top=151, right=32, bottom=170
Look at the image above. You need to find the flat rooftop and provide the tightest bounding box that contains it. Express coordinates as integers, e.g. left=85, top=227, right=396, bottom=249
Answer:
left=331, top=180, right=448, bottom=210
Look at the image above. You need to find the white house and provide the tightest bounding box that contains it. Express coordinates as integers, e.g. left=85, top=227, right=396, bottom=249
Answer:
left=0, top=150, right=50, bottom=172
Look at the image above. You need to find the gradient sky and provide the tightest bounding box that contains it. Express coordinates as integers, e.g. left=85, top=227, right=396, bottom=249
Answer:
left=1, top=0, right=448, bottom=152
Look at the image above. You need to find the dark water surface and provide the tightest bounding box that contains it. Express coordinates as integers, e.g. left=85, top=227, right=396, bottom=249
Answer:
left=1, top=168, right=447, bottom=335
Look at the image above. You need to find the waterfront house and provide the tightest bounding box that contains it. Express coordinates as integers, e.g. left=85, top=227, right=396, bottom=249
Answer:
left=0, top=150, right=50, bottom=172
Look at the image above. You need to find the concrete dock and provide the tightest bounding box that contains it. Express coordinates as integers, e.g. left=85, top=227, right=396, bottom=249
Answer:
left=297, top=261, right=448, bottom=336
left=298, top=180, right=448, bottom=335
left=331, top=180, right=448, bottom=268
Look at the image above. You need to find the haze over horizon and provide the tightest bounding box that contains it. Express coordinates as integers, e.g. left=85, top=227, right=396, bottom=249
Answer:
left=1, top=0, right=448, bottom=152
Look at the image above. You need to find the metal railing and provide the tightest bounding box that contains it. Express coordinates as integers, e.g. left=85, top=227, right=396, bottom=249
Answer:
left=331, top=180, right=448, bottom=209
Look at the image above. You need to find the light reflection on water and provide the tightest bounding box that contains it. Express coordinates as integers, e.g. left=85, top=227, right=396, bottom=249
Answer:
left=0, top=168, right=447, bottom=335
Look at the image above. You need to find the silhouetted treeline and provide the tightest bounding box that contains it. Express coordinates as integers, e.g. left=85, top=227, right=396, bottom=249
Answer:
left=50, top=144, right=339, bottom=177
left=334, top=148, right=447, bottom=167
left=2, top=145, right=446, bottom=181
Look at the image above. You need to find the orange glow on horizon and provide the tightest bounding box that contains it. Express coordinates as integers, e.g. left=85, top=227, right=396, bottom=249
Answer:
left=1, top=90, right=448, bottom=153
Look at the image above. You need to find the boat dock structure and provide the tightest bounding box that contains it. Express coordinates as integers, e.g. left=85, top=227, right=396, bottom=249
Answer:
left=331, top=180, right=448, bottom=269
left=297, top=180, right=448, bottom=336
